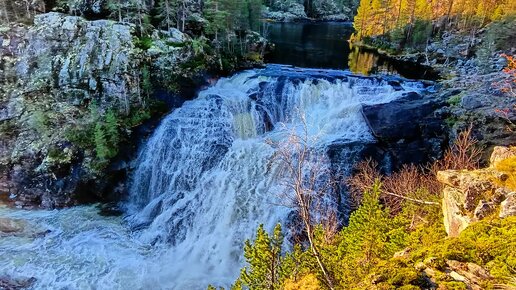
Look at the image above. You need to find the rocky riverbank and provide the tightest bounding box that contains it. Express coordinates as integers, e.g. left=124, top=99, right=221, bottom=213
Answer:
left=355, top=17, right=516, bottom=160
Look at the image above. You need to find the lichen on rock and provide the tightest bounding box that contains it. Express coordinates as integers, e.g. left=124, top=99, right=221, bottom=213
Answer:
left=439, top=146, right=516, bottom=236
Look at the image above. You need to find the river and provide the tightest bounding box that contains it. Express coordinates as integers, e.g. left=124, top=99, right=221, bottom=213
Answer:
left=265, top=21, right=439, bottom=80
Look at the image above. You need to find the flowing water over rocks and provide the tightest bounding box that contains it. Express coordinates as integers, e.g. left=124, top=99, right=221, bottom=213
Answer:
left=0, top=65, right=431, bottom=289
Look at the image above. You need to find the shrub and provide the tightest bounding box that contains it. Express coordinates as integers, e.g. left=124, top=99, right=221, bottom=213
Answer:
left=437, top=125, right=483, bottom=170
left=29, top=109, right=50, bottom=134
left=494, top=156, right=516, bottom=191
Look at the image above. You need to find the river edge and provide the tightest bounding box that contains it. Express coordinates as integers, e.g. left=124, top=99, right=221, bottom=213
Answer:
left=351, top=29, right=516, bottom=157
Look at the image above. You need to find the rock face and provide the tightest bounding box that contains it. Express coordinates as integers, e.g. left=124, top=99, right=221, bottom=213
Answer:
left=0, top=7, right=268, bottom=208
left=361, top=89, right=448, bottom=169
left=0, top=13, right=144, bottom=208
left=438, top=146, right=516, bottom=236
left=17, top=12, right=141, bottom=104
left=264, top=0, right=359, bottom=21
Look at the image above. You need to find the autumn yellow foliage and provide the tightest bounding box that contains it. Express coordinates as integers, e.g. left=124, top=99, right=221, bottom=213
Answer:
left=283, top=274, right=322, bottom=290
left=494, top=155, right=516, bottom=191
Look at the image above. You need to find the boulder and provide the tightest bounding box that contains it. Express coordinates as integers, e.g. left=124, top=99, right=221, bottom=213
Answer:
left=437, top=169, right=496, bottom=211
left=490, top=146, right=516, bottom=168
left=362, top=92, right=446, bottom=141
left=499, top=193, right=516, bottom=218
left=442, top=187, right=472, bottom=237
left=446, top=260, right=493, bottom=290
left=439, top=146, right=516, bottom=236
left=0, top=217, right=26, bottom=234
left=473, top=200, right=496, bottom=220
left=361, top=90, right=447, bottom=169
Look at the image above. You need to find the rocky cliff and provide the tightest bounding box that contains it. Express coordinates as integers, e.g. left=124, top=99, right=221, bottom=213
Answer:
left=0, top=3, right=267, bottom=208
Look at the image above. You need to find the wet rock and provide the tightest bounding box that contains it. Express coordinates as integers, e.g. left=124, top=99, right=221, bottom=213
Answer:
left=362, top=91, right=445, bottom=141
left=0, top=218, right=26, bottom=234
left=361, top=91, right=447, bottom=169
left=0, top=276, right=36, bottom=290
left=0, top=217, right=50, bottom=238
left=499, top=193, right=516, bottom=218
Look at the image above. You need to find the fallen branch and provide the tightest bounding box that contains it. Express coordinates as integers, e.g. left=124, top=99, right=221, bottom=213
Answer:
left=383, top=191, right=440, bottom=205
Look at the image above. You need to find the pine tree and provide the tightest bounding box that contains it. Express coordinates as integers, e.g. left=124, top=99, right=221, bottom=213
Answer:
left=94, top=123, right=110, bottom=160
left=337, top=182, right=402, bottom=266
left=353, top=0, right=372, bottom=39
left=104, top=110, right=120, bottom=152
left=237, top=224, right=285, bottom=290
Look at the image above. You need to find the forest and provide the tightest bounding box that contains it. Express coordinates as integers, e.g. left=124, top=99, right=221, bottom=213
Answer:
left=353, top=0, right=516, bottom=50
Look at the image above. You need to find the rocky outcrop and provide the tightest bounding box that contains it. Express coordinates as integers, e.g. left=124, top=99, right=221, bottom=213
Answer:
left=438, top=146, right=516, bottom=236
left=264, top=0, right=359, bottom=22
left=0, top=12, right=145, bottom=208
left=361, top=89, right=448, bottom=169
left=17, top=12, right=142, bottom=104
left=0, top=8, right=268, bottom=208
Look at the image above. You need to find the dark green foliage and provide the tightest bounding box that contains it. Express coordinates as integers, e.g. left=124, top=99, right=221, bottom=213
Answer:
left=64, top=101, right=155, bottom=170
left=237, top=224, right=286, bottom=290
left=481, top=15, right=516, bottom=51
left=135, top=36, right=154, bottom=50
left=30, top=109, right=50, bottom=134
left=410, top=20, right=432, bottom=46
left=141, top=65, right=153, bottom=97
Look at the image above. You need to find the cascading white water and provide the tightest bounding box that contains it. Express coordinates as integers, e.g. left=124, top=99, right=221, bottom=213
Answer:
left=0, top=65, right=427, bottom=289
left=124, top=65, right=424, bottom=288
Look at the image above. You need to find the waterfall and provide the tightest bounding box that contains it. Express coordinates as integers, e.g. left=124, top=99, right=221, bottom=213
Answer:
left=125, top=65, right=425, bottom=288
left=0, top=65, right=428, bottom=289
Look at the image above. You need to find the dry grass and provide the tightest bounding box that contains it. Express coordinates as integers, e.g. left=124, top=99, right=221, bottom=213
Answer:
left=347, top=126, right=482, bottom=212
left=437, top=125, right=483, bottom=171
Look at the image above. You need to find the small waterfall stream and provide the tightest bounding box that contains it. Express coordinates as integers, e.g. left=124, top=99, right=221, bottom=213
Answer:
left=0, top=65, right=428, bottom=289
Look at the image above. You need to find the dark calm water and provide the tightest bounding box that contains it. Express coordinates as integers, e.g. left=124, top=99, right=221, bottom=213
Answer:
left=265, top=22, right=439, bottom=80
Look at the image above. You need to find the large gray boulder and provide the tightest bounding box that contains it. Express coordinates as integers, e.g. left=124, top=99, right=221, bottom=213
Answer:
left=361, top=90, right=447, bottom=168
